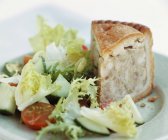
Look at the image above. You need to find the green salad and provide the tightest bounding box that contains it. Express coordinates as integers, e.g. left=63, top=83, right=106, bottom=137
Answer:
left=0, top=16, right=144, bottom=140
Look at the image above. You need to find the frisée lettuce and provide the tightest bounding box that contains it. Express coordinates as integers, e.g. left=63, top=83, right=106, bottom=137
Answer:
left=50, top=78, right=98, bottom=123
left=36, top=122, right=84, bottom=140
left=37, top=77, right=138, bottom=139
left=37, top=78, right=98, bottom=139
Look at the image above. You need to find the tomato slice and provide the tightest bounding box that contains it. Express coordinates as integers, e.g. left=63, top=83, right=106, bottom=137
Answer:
left=21, top=102, right=55, bottom=130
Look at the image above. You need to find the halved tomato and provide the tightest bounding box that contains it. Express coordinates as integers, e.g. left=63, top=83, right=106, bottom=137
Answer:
left=21, top=102, right=55, bottom=130
left=23, top=55, right=32, bottom=65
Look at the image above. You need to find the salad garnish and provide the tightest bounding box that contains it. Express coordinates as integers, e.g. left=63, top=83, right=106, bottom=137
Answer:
left=0, top=16, right=144, bottom=140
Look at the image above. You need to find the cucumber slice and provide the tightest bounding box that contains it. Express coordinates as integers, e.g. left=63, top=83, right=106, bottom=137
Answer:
left=81, top=95, right=144, bottom=125
left=51, top=74, right=70, bottom=97
left=75, top=116, right=110, bottom=135
left=0, top=83, right=16, bottom=115
left=0, top=74, right=8, bottom=78
left=3, top=63, right=23, bottom=76
left=39, top=97, right=49, bottom=104
left=0, top=75, right=21, bottom=84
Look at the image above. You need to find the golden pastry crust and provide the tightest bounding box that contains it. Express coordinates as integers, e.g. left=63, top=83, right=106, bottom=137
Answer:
left=92, top=20, right=154, bottom=102
left=92, top=20, right=152, bottom=41
left=92, top=20, right=152, bottom=56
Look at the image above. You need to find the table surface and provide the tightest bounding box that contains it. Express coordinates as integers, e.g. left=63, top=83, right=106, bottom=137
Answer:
left=0, top=0, right=168, bottom=56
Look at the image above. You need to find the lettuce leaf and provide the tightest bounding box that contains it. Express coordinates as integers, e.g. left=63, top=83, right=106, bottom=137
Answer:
left=66, top=78, right=98, bottom=108
left=45, top=43, right=66, bottom=64
left=37, top=78, right=98, bottom=140
left=80, top=100, right=137, bottom=137
left=51, top=78, right=98, bottom=122
left=103, top=104, right=137, bottom=137
left=29, top=16, right=84, bottom=64
left=108, top=95, right=144, bottom=124
left=15, top=61, right=59, bottom=111
left=29, top=16, right=54, bottom=52
left=29, top=16, right=66, bottom=52
left=36, top=122, right=84, bottom=140
left=29, top=17, right=92, bottom=81
left=65, top=38, right=85, bottom=64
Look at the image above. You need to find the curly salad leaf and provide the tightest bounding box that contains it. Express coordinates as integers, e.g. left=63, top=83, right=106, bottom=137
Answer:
left=51, top=78, right=98, bottom=123
left=37, top=78, right=98, bottom=140
left=36, top=122, right=84, bottom=140
left=15, top=61, right=59, bottom=111
left=37, top=78, right=138, bottom=139
left=64, top=78, right=99, bottom=109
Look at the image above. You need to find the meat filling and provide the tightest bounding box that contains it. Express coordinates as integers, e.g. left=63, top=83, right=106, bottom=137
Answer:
left=100, top=46, right=147, bottom=102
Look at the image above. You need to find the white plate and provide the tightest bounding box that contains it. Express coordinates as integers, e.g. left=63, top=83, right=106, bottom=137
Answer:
left=0, top=5, right=168, bottom=140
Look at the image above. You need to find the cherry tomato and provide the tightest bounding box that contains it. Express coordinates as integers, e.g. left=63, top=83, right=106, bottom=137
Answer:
left=23, top=55, right=32, bottom=65
left=9, top=83, right=18, bottom=87
left=82, top=45, right=88, bottom=51
left=21, top=102, right=55, bottom=130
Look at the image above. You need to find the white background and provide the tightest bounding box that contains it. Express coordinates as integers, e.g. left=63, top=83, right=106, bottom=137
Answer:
left=0, top=0, right=168, bottom=56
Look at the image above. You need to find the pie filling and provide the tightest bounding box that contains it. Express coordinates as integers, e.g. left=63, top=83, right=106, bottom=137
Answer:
left=100, top=46, right=147, bottom=102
